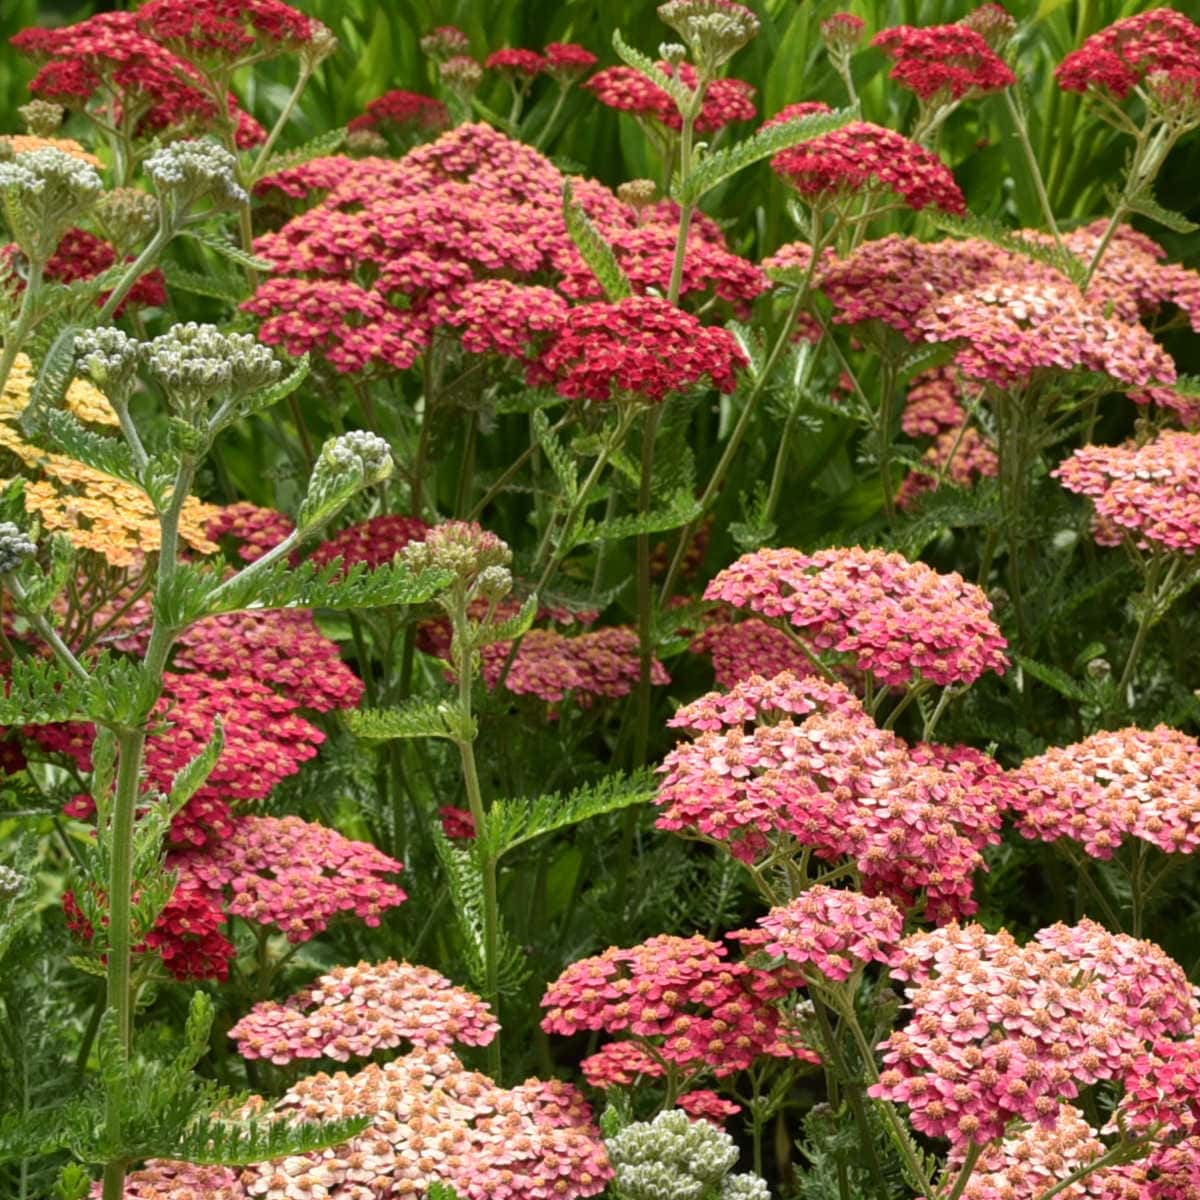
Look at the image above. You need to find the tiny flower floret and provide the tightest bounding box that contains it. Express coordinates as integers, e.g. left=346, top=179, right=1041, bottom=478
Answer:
left=74, top=326, right=142, bottom=397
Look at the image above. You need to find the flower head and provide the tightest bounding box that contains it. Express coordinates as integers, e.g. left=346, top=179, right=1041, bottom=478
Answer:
left=1056, top=9, right=1200, bottom=100
left=347, top=88, right=449, bottom=136
left=136, top=0, right=316, bottom=66
left=421, top=25, right=471, bottom=61
left=1054, top=432, right=1200, bottom=555
left=584, top=64, right=756, bottom=132
left=0, top=521, right=36, bottom=574
left=820, top=13, right=867, bottom=54
left=74, top=326, right=142, bottom=399
left=961, top=4, right=1017, bottom=53
left=528, top=295, right=746, bottom=403
left=310, top=513, right=429, bottom=572
left=231, top=959, right=498, bottom=1064
left=17, top=99, right=65, bottom=137
left=298, top=430, right=393, bottom=531
left=145, top=137, right=247, bottom=207
left=731, top=887, right=906, bottom=982
left=206, top=501, right=294, bottom=563
left=441, top=54, right=484, bottom=98
left=93, top=185, right=159, bottom=254
left=771, top=120, right=966, bottom=214
left=91, top=1161, right=243, bottom=1199
left=606, top=1109, right=739, bottom=1200
left=688, top=614, right=817, bottom=689
left=486, top=48, right=549, bottom=77
left=401, top=519, right=510, bottom=583
left=873, top=22, right=1015, bottom=101
left=657, top=0, right=761, bottom=74
left=676, top=1091, right=742, bottom=1126
left=0, top=145, right=102, bottom=261
left=545, top=42, right=598, bottom=81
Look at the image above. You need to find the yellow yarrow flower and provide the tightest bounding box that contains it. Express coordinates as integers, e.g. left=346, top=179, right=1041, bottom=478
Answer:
left=1, top=352, right=120, bottom=428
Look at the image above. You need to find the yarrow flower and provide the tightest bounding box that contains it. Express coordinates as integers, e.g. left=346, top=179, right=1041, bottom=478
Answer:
left=542, top=933, right=817, bottom=1083
left=770, top=113, right=967, bottom=214
left=437, top=278, right=569, bottom=361
left=901, top=367, right=968, bottom=436
left=688, top=613, right=817, bottom=689
left=310, top=513, right=430, bottom=571
left=657, top=0, right=762, bottom=74
left=0, top=145, right=102, bottom=262
left=873, top=920, right=1196, bottom=1146
left=1007, top=724, right=1200, bottom=858
left=230, top=959, right=498, bottom=1064
left=1056, top=9, right=1200, bottom=101
left=136, top=0, right=317, bottom=66
left=872, top=22, right=1016, bottom=101
left=731, top=887, right=905, bottom=983
left=656, top=673, right=1010, bottom=918
left=347, top=88, right=449, bottom=136
left=238, top=1047, right=611, bottom=1200
left=421, top=25, right=471, bottom=61
left=544, top=42, right=599, bottom=81
left=961, top=4, right=1017, bottom=53
left=1055, top=432, right=1200, bottom=554
left=144, top=137, right=248, bottom=207
left=584, top=63, right=757, bottom=133
left=485, top=48, right=549, bottom=77
left=676, top=1090, right=742, bottom=1126
left=90, top=1161, right=243, bottom=1200
left=528, top=295, right=746, bottom=403
left=205, top=501, right=295, bottom=563
left=174, top=814, right=407, bottom=942
left=705, top=545, right=1008, bottom=688
left=820, top=13, right=867, bottom=54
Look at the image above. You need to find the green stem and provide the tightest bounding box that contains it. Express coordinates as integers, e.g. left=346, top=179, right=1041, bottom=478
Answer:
left=250, top=63, right=314, bottom=179
left=1031, top=1137, right=1154, bottom=1200
left=533, top=84, right=571, bottom=151
left=1, top=574, right=90, bottom=683
left=97, top=223, right=173, bottom=323
left=0, top=257, right=44, bottom=398
left=944, top=1142, right=984, bottom=1200
left=1003, top=89, right=1065, bottom=256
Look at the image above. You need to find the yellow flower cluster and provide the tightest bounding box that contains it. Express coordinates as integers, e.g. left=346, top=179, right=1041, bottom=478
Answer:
left=1, top=133, right=103, bottom=167
left=1, top=356, right=218, bottom=567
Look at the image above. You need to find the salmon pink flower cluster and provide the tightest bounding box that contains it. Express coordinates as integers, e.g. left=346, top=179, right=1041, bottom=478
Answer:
left=238, top=1047, right=612, bottom=1200
left=205, top=501, right=294, bottom=563
left=901, top=367, right=969, bottom=437
left=688, top=614, right=816, bottom=689
left=676, top=1090, right=743, bottom=1126
left=731, top=886, right=905, bottom=983
left=1007, top=725, right=1200, bottom=858
left=173, top=813, right=407, bottom=942
left=541, top=933, right=817, bottom=1085
left=705, top=545, right=1008, bottom=688
left=872, top=23, right=1015, bottom=100
left=873, top=920, right=1196, bottom=1145
left=1054, top=432, right=1200, bottom=553
left=656, top=673, right=1009, bottom=918
left=230, top=959, right=499, bottom=1064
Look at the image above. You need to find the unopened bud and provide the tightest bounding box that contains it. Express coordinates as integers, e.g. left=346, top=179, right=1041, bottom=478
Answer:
left=301, top=20, right=338, bottom=69
left=1086, top=658, right=1112, bottom=681
left=75, top=326, right=142, bottom=400
left=0, top=864, right=24, bottom=898
left=618, top=179, right=658, bottom=211
left=402, top=520, right=511, bottom=583
left=0, top=521, right=37, bottom=574
left=440, top=55, right=484, bottom=97
left=820, top=12, right=867, bottom=54
left=346, top=129, right=388, bottom=156
left=658, top=0, right=760, bottom=73
left=299, top=430, right=394, bottom=530
left=421, top=25, right=472, bottom=62
left=0, top=146, right=102, bottom=262
left=94, top=187, right=159, bottom=256
left=474, top=564, right=513, bottom=603
left=18, top=99, right=65, bottom=137
left=961, top=3, right=1017, bottom=53
left=145, top=138, right=247, bottom=209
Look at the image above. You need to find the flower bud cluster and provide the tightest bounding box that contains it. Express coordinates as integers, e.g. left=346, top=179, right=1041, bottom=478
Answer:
left=298, top=430, right=393, bottom=531
left=0, top=145, right=102, bottom=262
left=17, top=99, right=64, bottom=137
left=74, top=326, right=142, bottom=400
left=93, top=187, right=160, bottom=256
left=0, top=521, right=37, bottom=574
left=658, top=0, right=760, bottom=75
left=402, top=520, right=512, bottom=585
left=144, top=137, right=247, bottom=208
left=607, top=1109, right=764, bottom=1200
left=0, top=863, right=24, bottom=898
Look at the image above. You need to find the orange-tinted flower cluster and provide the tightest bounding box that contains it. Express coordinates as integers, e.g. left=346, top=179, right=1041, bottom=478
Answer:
left=174, top=814, right=407, bottom=942
left=1054, top=431, right=1200, bottom=554
left=1, top=351, right=117, bottom=428
left=1008, top=724, right=1200, bottom=858
left=705, top=545, right=1008, bottom=688
left=238, top=1047, right=611, bottom=1200
left=541, top=933, right=817, bottom=1085
left=230, top=959, right=499, bottom=1064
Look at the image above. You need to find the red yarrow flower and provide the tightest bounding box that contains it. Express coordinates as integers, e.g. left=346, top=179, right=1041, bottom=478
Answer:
left=310, top=513, right=430, bottom=572
left=584, top=63, right=756, bottom=133
left=544, top=42, right=598, bottom=80
left=136, top=0, right=315, bottom=65
left=347, top=89, right=449, bottom=135
left=528, top=295, right=746, bottom=403
left=485, top=48, right=549, bottom=77
left=1056, top=9, right=1200, bottom=100
left=873, top=23, right=1016, bottom=101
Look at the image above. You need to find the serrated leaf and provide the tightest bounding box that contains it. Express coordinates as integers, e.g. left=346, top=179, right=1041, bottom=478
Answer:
left=678, top=107, right=856, bottom=204
left=480, top=591, right=538, bottom=645
left=162, top=1113, right=372, bottom=1166
left=571, top=487, right=702, bottom=547
left=241, top=352, right=310, bottom=419
left=1173, top=375, right=1200, bottom=398
left=36, top=408, right=139, bottom=485
left=562, top=179, right=632, bottom=301
left=19, top=324, right=83, bottom=438
left=165, top=718, right=225, bottom=814
left=926, top=210, right=1086, bottom=288
left=255, top=128, right=347, bottom=180
left=612, top=29, right=693, bottom=114
left=180, top=227, right=274, bottom=272
left=159, top=260, right=248, bottom=305
left=1013, top=653, right=1088, bottom=702
left=345, top=699, right=474, bottom=742
left=1124, top=189, right=1199, bottom=234
left=479, top=769, right=656, bottom=861
left=532, top=408, right=578, bottom=501
left=427, top=1185, right=465, bottom=1200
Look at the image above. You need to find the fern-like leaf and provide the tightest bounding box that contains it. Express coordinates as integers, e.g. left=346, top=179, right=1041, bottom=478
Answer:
left=344, top=699, right=473, bottom=742
left=240, top=352, right=310, bottom=419
left=532, top=408, right=578, bottom=501
left=678, top=107, right=856, bottom=204
left=19, top=325, right=82, bottom=439
left=926, top=210, right=1086, bottom=287
left=254, top=129, right=347, bottom=180
left=163, top=1113, right=371, bottom=1166
left=180, top=227, right=274, bottom=273
left=1123, top=188, right=1199, bottom=235
left=36, top=409, right=139, bottom=485
left=571, top=488, right=701, bottom=547
left=611, top=29, right=692, bottom=112
left=159, top=261, right=248, bottom=305
left=562, top=180, right=632, bottom=301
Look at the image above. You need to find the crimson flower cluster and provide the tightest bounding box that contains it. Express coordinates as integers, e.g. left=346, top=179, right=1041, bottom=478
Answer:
left=1056, top=9, right=1200, bottom=100
left=310, top=513, right=431, bottom=571
left=873, top=919, right=1196, bottom=1145
left=541, top=933, right=817, bottom=1087
left=688, top=612, right=817, bottom=690
left=705, top=545, right=1008, bottom=688
left=135, top=0, right=316, bottom=65
left=11, top=12, right=265, bottom=147
left=230, top=959, right=499, bottom=1064
left=769, top=105, right=967, bottom=214
left=1007, top=724, right=1200, bottom=858
left=205, top=501, right=295, bottom=563
left=872, top=22, right=1015, bottom=101
left=657, top=672, right=1012, bottom=918
left=347, top=89, right=449, bottom=136
left=1055, top=431, right=1200, bottom=554
left=584, top=62, right=757, bottom=133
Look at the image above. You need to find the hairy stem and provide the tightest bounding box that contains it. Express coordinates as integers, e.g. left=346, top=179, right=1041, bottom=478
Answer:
left=0, top=257, right=44, bottom=399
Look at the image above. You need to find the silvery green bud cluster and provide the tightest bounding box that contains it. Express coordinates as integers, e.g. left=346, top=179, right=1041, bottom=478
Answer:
left=145, top=138, right=247, bottom=209
left=94, top=187, right=160, bottom=257
left=298, top=430, right=394, bottom=531
left=473, top=564, right=513, bottom=604
left=607, top=1109, right=740, bottom=1200
left=346, top=129, right=389, bottom=156
left=440, top=56, right=484, bottom=97
left=618, top=179, right=658, bottom=209
left=301, top=21, right=339, bottom=70
left=0, top=521, right=37, bottom=574
left=0, top=146, right=102, bottom=263
left=720, top=1174, right=771, bottom=1200
left=658, top=0, right=761, bottom=74
left=402, top=520, right=512, bottom=585
left=659, top=42, right=689, bottom=67
left=75, top=326, right=142, bottom=401
left=142, top=323, right=280, bottom=421
left=18, top=99, right=65, bottom=137
left=0, top=863, right=24, bottom=899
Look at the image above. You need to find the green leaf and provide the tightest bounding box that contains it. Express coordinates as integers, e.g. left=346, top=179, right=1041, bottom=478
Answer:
left=478, top=591, right=538, bottom=645
left=255, top=128, right=347, bottom=180
left=532, top=408, right=578, bottom=501
left=612, top=29, right=692, bottom=113
left=1013, top=653, right=1088, bottom=702
left=37, top=408, right=139, bottom=485
left=562, top=179, right=632, bottom=301
left=159, top=260, right=249, bottom=305
left=571, top=487, right=702, bottom=548
left=344, top=699, right=474, bottom=742
left=427, top=1185, right=466, bottom=1200
left=925, top=210, right=1086, bottom=288
left=240, top=352, right=310, bottom=419
left=1124, top=188, right=1199, bottom=234
left=165, top=718, right=225, bottom=815
left=678, top=106, right=856, bottom=204
left=478, top=769, right=657, bottom=861
left=163, top=1113, right=372, bottom=1166
left=180, top=227, right=274, bottom=272
left=18, top=324, right=82, bottom=439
